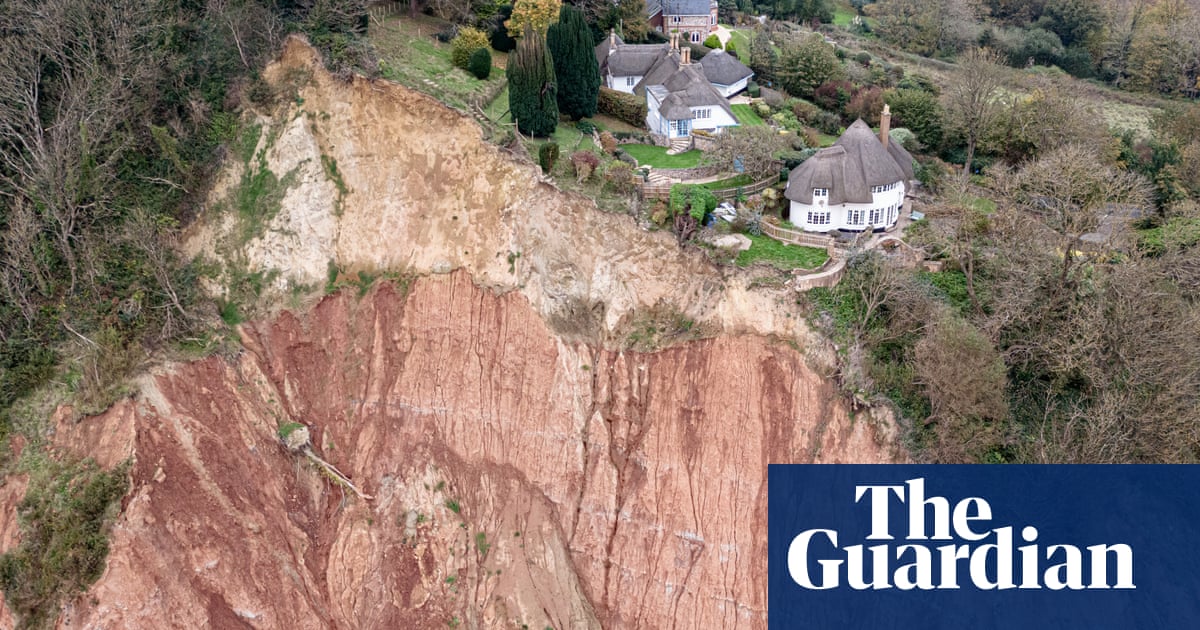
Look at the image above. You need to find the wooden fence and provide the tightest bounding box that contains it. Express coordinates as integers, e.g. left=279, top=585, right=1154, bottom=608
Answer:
left=760, top=220, right=837, bottom=251
left=708, top=175, right=778, bottom=200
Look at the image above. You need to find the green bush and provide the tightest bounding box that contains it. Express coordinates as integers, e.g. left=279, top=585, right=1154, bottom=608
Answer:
left=467, top=47, right=492, bottom=79
left=669, top=184, right=718, bottom=222
left=538, top=142, right=560, bottom=174
left=0, top=457, right=128, bottom=629
left=597, top=86, right=648, bottom=128
left=747, top=81, right=761, bottom=97
left=704, top=34, right=722, bottom=49
left=451, top=28, right=489, bottom=71
left=725, top=41, right=738, bottom=57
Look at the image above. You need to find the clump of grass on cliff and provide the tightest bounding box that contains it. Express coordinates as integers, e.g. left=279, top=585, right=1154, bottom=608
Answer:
left=0, top=454, right=128, bottom=629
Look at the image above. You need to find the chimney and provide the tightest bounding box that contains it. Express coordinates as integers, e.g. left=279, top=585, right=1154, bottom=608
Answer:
left=670, top=32, right=678, bottom=50
left=610, top=30, right=616, bottom=48
left=880, top=104, right=891, bottom=149
left=682, top=47, right=690, bottom=65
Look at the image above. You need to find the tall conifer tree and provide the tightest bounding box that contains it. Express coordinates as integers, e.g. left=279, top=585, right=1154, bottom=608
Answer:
left=509, top=25, right=559, bottom=137
left=547, top=5, right=600, bottom=119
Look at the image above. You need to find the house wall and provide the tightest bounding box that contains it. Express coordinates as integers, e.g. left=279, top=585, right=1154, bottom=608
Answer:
left=712, top=76, right=751, bottom=98
left=607, top=74, right=643, bottom=93
left=666, top=15, right=717, bottom=41
left=646, top=93, right=668, bottom=135
left=788, top=183, right=906, bottom=232
left=690, top=106, right=738, bottom=132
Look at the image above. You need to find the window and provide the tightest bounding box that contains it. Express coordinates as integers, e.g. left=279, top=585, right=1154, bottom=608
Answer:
left=711, top=15, right=716, bottom=25
left=694, top=108, right=710, bottom=119
left=848, top=209, right=864, bottom=225
left=691, top=31, right=701, bottom=43
left=807, top=211, right=830, bottom=226
left=672, top=16, right=680, bottom=23
left=869, top=208, right=881, bottom=224
left=813, top=188, right=828, bottom=197
left=626, top=76, right=636, bottom=87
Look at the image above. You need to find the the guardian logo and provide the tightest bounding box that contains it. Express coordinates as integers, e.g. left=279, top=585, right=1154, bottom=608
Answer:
left=788, top=478, right=1135, bottom=591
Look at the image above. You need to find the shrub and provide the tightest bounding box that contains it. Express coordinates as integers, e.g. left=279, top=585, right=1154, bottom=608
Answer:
left=760, top=86, right=786, bottom=110
left=451, top=28, right=489, bottom=70
left=598, top=131, right=618, bottom=154
left=704, top=34, right=722, bottom=49
left=747, top=81, right=761, bottom=97
left=597, top=86, right=647, bottom=128
left=844, top=86, right=884, bottom=125
left=547, top=5, right=600, bottom=119
left=576, top=120, right=596, bottom=135
left=813, top=80, right=853, bottom=113
left=791, top=98, right=820, bottom=123
left=538, top=142, right=560, bottom=173
left=605, top=161, right=636, bottom=193
left=467, top=47, right=492, bottom=79
left=435, top=25, right=459, bottom=43
left=669, top=184, right=718, bottom=222
left=570, top=150, right=601, bottom=181
left=854, top=51, right=872, bottom=66
left=814, top=110, right=842, bottom=135
left=725, top=41, right=738, bottom=58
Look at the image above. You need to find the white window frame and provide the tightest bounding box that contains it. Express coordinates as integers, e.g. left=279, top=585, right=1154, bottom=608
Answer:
left=848, top=209, right=864, bottom=225
left=672, top=16, right=680, bottom=23
left=691, top=31, right=701, bottom=43
left=806, top=211, right=830, bottom=226
left=813, top=188, right=828, bottom=198
left=626, top=76, right=636, bottom=87
left=870, top=207, right=881, bottom=225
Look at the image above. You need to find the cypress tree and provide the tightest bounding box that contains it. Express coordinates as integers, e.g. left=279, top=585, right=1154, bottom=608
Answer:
left=509, top=25, right=558, bottom=137
left=546, top=6, right=600, bottom=120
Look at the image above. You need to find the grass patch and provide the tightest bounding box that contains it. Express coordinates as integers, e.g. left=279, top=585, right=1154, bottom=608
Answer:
left=725, top=28, right=752, bottom=55
left=1138, top=217, right=1200, bottom=255
left=833, top=5, right=856, bottom=27
left=702, top=173, right=755, bottom=190
left=735, top=233, right=828, bottom=270
left=0, top=454, right=128, bottom=629
left=622, top=144, right=703, bottom=168
left=371, top=15, right=507, bottom=111
left=731, top=104, right=765, bottom=126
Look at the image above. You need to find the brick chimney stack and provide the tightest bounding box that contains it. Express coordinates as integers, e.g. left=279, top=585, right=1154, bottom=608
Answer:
left=682, top=47, right=691, bottom=65
left=880, top=104, right=891, bottom=149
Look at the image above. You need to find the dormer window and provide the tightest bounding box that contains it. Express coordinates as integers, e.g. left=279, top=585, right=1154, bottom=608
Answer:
left=813, top=188, right=828, bottom=198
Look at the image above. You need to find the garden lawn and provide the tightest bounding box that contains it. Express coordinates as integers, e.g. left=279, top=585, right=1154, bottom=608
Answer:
left=370, top=15, right=506, bottom=111
left=736, top=233, right=828, bottom=270
left=731, top=104, right=765, bottom=126
left=724, top=28, right=752, bottom=55
left=622, top=144, right=703, bottom=168
left=702, top=173, right=755, bottom=190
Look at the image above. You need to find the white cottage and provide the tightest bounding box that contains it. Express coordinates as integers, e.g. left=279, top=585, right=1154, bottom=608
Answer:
left=635, top=44, right=738, bottom=138
left=784, top=110, right=915, bottom=232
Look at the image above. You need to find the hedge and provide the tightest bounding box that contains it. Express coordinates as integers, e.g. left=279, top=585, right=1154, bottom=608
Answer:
left=597, top=86, right=647, bottom=129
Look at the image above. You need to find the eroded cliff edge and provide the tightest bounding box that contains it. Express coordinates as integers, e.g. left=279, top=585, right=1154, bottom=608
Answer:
left=1, top=38, right=901, bottom=629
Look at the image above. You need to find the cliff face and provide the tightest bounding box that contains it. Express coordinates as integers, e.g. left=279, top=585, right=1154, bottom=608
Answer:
left=43, top=273, right=893, bottom=630
left=0, top=38, right=900, bottom=629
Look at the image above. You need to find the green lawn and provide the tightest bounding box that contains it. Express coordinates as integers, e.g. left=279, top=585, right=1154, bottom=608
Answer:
left=622, top=144, right=703, bottom=168
left=736, top=233, right=828, bottom=270
left=370, top=15, right=507, bottom=111
left=731, top=104, right=765, bottom=126
left=724, top=28, right=752, bottom=55
left=702, top=173, right=755, bottom=190
left=833, top=6, right=856, bottom=27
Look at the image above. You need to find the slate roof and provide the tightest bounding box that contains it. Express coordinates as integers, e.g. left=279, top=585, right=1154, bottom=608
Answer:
left=664, top=0, right=712, bottom=16
left=646, top=0, right=663, bottom=17
left=697, top=50, right=753, bottom=86
left=785, top=120, right=910, bottom=205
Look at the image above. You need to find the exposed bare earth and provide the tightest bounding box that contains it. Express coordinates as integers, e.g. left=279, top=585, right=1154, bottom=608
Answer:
left=1, top=38, right=901, bottom=629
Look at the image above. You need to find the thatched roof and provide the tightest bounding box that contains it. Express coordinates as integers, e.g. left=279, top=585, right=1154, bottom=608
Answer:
left=698, top=50, right=753, bottom=86
left=647, top=64, right=733, bottom=120
left=607, top=44, right=668, bottom=77
left=785, top=119, right=910, bottom=205
left=595, top=32, right=625, bottom=69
